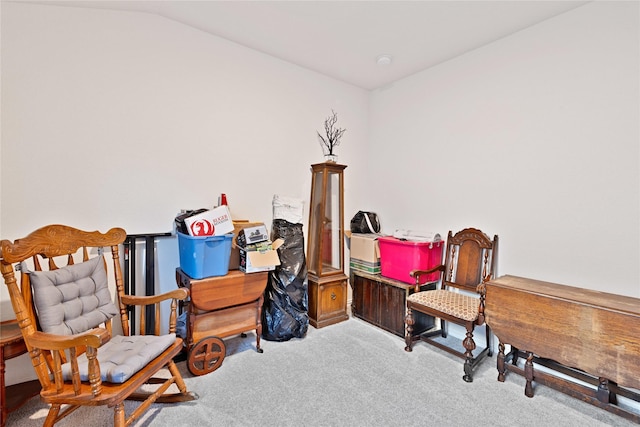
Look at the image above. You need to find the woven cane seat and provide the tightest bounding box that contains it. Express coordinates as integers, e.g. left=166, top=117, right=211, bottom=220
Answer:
left=408, top=289, right=479, bottom=322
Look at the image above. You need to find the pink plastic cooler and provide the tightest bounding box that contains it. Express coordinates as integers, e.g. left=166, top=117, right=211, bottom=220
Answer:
left=378, top=236, right=444, bottom=284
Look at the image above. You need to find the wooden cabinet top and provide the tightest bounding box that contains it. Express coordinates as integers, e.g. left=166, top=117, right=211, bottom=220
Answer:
left=351, top=270, right=434, bottom=290
left=176, top=269, right=268, bottom=312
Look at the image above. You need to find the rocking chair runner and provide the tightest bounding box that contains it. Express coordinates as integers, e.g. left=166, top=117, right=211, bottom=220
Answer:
left=404, top=227, right=498, bottom=382
left=0, top=225, right=197, bottom=427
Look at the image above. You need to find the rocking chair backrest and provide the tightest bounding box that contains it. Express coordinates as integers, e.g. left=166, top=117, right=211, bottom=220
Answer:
left=1, top=224, right=194, bottom=426
left=0, top=224, right=127, bottom=391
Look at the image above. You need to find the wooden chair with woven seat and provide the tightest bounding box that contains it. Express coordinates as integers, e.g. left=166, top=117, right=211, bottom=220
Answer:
left=404, top=227, right=498, bottom=382
left=0, top=224, right=197, bottom=427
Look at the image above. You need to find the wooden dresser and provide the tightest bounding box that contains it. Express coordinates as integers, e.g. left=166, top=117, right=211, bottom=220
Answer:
left=485, top=275, right=640, bottom=423
left=350, top=271, right=435, bottom=338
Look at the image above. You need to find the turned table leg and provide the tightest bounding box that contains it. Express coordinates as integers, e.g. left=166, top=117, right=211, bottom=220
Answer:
left=524, top=352, right=534, bottom=398
left=404, top=309, right=414, bottom=352
left=497, top=342, right=506, bottom=382
left=256, top=296, right=264, bottom=353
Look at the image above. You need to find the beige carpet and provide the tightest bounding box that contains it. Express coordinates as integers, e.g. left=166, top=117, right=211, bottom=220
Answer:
left=6, top=317, right=637, bottom=426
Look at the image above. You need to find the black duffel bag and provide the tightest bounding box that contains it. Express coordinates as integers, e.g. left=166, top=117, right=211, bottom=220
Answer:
left=350, top=211, right=381, bottom=234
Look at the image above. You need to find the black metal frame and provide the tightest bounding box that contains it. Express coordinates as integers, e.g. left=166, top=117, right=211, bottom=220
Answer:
left=123, top=232, right=172, bottom=334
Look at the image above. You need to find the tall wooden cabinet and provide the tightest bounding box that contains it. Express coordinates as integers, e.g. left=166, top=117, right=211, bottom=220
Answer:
left=307, top=162, right=348, bottom=328
left=351, top=271, right=435, bottom=338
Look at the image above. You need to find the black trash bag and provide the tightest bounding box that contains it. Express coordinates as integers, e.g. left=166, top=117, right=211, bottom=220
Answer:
left=262, top=219, right=309, bottom=341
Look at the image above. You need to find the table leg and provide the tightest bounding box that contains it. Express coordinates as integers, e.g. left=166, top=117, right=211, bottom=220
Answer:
left=524, top=352, right=534, bottom=398
left=497, top=342, right=506, bottom=382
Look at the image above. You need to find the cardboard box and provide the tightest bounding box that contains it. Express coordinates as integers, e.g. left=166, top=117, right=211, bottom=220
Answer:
left=348, top=233, right=381, bottom=274
left=235, top=223, right=282, bottom=273
left=229, top=221, right=264, bottom=270
left=236, top=224, right=270, bottom=247
left=183, top=205, right=233, bottom=237
left=349, top=233, right=381, bottom=264
left=349, top=259, right=381, bottom=275
left=239, top=240, right=282, bottom=273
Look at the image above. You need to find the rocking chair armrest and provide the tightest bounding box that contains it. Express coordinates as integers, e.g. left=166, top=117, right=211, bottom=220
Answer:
left=410, top=265, right=445, bottom=291
left=120, top=289, right=188, bottom=336
left=121, top=288, right=189, bottom=306
left=26, top=328, right=110, bottom=351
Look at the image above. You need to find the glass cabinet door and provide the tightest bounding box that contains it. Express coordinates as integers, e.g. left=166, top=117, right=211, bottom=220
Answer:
left=308, top=162, right=346, bottom=277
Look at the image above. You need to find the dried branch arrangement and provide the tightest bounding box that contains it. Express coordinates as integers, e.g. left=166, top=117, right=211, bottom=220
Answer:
left=317, top=110, right=346, bottom=156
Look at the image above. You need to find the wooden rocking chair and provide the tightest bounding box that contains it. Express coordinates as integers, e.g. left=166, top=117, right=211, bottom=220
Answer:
left=0, top=224, right=197, bottom=426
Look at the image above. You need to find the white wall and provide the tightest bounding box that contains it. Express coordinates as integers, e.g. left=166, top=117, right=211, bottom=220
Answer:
left=0, top=2, right=370, bottom=236
left=369, top=1, right=639, bottom=298
left=0, top=2, right=369, bottom=383
left=1, top=0, right=639, bottom=386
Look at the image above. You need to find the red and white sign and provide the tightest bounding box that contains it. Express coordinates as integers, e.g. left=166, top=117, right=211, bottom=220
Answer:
left=184, top=206, right=234, bottom=236
left=189, top=218, right=214, bottom=236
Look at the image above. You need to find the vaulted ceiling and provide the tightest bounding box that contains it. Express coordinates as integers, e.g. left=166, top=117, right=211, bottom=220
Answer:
left=25, top=1, right=590, bottom=90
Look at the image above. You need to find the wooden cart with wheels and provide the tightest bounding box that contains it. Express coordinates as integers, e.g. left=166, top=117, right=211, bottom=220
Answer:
left=176, top=268, right=269, bottom=376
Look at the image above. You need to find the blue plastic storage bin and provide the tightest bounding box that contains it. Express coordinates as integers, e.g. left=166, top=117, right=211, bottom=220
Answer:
left=177, top=231, right=233, bottom=279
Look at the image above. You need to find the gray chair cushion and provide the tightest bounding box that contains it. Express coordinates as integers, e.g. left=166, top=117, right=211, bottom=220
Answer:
left=26, top=256, right=119, bottom=335
left=62, top=333, right=177, bottom=383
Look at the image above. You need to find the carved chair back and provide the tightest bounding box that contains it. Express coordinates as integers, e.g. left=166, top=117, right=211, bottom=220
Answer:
left=442, top=228, right=497, bottom=295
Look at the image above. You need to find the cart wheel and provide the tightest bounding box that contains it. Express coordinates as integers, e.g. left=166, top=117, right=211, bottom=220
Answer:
left=187, top=336, right=226, bottom=376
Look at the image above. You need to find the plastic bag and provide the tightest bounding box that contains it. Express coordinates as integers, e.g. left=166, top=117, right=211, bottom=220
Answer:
left=272, top=194, right=304, bottom=224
